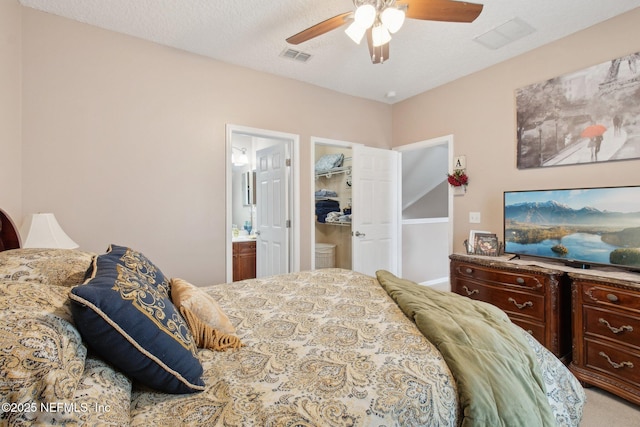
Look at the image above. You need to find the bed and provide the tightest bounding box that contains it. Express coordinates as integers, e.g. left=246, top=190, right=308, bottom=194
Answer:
left=0, top=210, right=585, bottom=426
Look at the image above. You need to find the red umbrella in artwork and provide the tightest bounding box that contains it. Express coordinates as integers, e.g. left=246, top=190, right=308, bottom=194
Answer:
left=581, top=124, right=607, bottom=138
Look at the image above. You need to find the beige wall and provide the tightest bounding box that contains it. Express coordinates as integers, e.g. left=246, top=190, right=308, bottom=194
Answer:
left=0, top=0, right=22, bottom=220
left=9, top=5, right=640, bottom=283
left=392, top=8, right=640, bottom=254
left=19, top=8, right=392, bottom=284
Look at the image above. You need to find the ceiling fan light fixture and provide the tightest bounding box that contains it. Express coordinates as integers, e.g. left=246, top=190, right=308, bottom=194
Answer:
left=345, top=21, right=367, bottom=44
left=372, top=24, right=391, bottom=47
left=354, top=4, right=376, bottom=28
left=286, top=0, right=484, bottom=64
left=380, top=7, right=405, bottom=34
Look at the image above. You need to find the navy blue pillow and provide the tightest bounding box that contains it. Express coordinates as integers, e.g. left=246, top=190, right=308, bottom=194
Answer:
left=70, top=245, right=204, bottom=394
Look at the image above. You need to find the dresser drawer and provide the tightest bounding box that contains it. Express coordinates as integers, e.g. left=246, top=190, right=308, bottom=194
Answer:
left=453, top=279, right=545, bottom=321
left=583, top=306, right=640, bottom=348
left=450, top=255, right=571, bottom=361
left=452, top=262, right=545, bottom=292
left=584, top=339, right=640, bottom=385
left=510, top=318, right=545, bottom=343
left=581, top=282, right=640, bottom=313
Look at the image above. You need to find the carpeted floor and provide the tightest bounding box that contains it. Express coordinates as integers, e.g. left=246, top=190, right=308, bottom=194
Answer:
left=580, top=387, right=640, bottom=426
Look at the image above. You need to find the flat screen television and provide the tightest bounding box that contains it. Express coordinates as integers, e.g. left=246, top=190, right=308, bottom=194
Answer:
left=504, top=185, right=640, bottom=271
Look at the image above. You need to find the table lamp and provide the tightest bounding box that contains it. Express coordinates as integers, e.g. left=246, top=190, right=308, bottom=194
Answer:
left=20, top=213, right=79, bottom=249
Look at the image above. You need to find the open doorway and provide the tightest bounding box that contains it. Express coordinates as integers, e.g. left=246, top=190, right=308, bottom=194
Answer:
left=225, top=125, right=300, bottom=282
left=311, top=137, right=401, bottom=276
left=394, top=135, right=454, bottom=287
left=313, top=140, right=353, bottom=270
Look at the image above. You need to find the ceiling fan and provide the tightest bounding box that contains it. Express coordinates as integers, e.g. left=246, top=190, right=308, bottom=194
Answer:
left=286, top=0, right=483, bottom=64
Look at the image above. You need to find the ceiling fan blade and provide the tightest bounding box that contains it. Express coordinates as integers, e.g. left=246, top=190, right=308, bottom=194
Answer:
left=366, top=29, right=390, bottom=64
left=401, top=0, right=483, bottom=23
left=286, top=11, right=353, bottom=45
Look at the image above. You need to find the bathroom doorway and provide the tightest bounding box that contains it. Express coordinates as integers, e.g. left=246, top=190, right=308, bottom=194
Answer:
left=225, top=124, right=300, bottom=282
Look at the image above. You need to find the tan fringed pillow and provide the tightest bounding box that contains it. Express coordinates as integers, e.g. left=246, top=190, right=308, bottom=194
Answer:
left=170, top=278, right=242, bottom=351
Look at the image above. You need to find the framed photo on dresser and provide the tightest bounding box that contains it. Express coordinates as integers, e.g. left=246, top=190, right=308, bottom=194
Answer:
left=473, top=233, right=500, bottom=256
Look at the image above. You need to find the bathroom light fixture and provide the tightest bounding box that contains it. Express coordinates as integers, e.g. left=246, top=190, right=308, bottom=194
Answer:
left=232, top=146, right=249, bottom=166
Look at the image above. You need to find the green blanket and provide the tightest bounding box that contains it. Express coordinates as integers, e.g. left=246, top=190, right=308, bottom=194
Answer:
left=376, top=270, right=556, bottom=427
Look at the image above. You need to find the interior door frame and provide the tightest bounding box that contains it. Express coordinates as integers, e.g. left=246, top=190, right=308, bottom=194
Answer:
left=310, top=137, right=361, bottom=270
left=393, top=134, right=454, bottom=284
left=226, top=124, right=300, bottom=282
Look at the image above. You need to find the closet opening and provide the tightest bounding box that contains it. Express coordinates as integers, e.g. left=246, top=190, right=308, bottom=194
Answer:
left=313, top=140, right=352, bottom=270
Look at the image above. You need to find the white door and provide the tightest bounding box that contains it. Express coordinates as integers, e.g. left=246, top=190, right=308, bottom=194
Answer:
left=351, top=145, right=401, bottom=276
left=255, top=143, right=289, bottom=277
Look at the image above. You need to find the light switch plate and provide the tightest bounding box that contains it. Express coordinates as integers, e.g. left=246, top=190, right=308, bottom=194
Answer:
left=469, top=212, right=481, bottom=223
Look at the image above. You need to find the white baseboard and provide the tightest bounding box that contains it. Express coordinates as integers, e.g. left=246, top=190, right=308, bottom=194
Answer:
left=417, top=277, right=449, bottom=287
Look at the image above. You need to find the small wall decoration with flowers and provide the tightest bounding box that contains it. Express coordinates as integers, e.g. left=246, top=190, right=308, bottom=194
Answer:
left=447, top=155, right=468, bottom=195
left=447, top=169, right=469, bottom=187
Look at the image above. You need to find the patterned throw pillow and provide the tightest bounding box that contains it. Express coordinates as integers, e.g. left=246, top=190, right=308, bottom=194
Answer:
left=170, top=278, right=242, bottom=351
left=170, top=278, right=236, bottom=334
left=69, top=245, right=204, bottom=394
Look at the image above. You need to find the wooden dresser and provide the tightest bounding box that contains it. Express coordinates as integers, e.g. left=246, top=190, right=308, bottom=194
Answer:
left=570, top=272, right=640, bottom=405
left=450, top=254, right=572, bottom=362
left=450, top=253, right=640, bottom=405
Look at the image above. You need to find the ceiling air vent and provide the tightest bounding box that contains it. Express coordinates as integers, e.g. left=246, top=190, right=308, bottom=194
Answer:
left=280, top=48, right=312, bottom=63
left=473, top=18, right=536, bottom=50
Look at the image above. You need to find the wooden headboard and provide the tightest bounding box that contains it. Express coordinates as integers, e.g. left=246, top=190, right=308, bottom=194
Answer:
left=0, top=209, right=20, bottom=252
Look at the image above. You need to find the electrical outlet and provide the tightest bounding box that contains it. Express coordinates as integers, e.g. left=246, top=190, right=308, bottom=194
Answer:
left=469, top=212, right=481, bottom=223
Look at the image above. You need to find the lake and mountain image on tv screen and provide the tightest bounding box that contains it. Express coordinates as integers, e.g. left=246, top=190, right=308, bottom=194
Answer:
left=504, top=186, right=640, bottom=269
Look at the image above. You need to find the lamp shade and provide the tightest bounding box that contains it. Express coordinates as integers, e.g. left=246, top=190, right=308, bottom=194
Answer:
left=372, top=24, right=391, bottom=47
left=380, top=7, right=405, bottom=33
left=345, top=21, right=367, bottom=44
left=354, top=4, right=376, bottom=28
left=20, top=213, right=79, bottom=249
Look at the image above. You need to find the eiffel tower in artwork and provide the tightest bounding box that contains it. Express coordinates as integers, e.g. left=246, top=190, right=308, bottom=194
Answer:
left=600, top=53, right=640, bottom=93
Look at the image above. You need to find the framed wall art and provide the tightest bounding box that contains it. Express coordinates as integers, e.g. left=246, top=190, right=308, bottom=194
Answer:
left=516, top=51, right=640, bottom=169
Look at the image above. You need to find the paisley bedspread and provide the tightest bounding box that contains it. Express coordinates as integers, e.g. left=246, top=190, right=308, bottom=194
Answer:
left=0, top=249, right=585, bottom=426
left=129, top=269, right=461, bottom=426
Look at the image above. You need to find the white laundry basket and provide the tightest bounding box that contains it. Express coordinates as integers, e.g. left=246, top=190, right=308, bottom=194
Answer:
left=315, top=243, right=336, bottom=268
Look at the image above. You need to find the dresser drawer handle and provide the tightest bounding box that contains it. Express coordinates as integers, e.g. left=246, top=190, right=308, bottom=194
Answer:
left=464, top=268, right=473, bottom=274
left=606, top=293, right=619, bottom=302
left=508, top=297, right=533, bottom=310
left=515, top=277, right=525, bottom=284
left=599, top=318, right=634, bottom=334
left=462, top=286, right=479, bottom=296
left=599, top=351, right=634, bottom=369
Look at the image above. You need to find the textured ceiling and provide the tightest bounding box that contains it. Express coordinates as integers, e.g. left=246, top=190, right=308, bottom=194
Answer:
left=17, top=0, right=640, bottom=104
